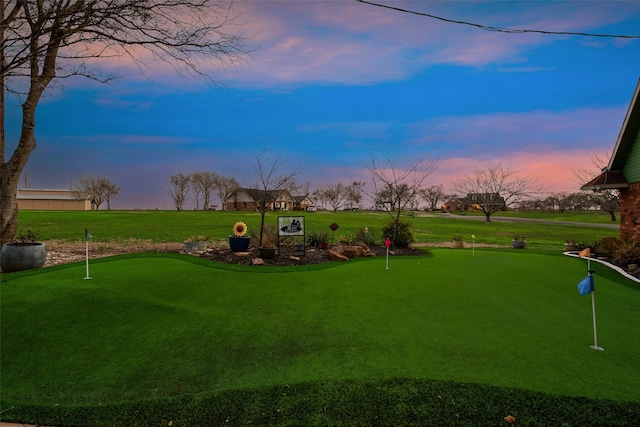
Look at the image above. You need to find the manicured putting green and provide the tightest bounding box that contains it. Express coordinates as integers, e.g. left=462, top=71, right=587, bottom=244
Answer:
left=1, top=249, right=639, bottom=409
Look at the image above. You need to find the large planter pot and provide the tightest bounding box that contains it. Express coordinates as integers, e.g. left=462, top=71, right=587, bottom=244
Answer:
left=1, top=242, right=47, bottom=273
left=229, top=236, right=251, bottom=252
left=512, top=240, right=526, bottom=249
left=184, top=241, right=207, bottom=253
left=259, top=247, right=277, bottom=259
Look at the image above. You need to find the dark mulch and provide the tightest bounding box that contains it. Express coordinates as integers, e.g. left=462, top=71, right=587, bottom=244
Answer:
left=199, top=245, right=427, bottom=266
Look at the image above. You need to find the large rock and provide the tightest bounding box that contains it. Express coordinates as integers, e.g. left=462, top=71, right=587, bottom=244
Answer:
left=341, top=245, right=366, bottom=259
left=327, top=249, right=349, bottom=261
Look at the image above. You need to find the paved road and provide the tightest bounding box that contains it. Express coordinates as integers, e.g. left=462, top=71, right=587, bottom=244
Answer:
left=417, top=213, right=620, bottom=229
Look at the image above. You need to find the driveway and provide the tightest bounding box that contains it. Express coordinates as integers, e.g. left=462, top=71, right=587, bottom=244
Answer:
left=417, top=213, right=619, bottom=229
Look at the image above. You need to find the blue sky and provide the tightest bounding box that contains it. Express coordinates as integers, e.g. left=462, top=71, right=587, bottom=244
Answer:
left=5, top=0, right=640, bottom=209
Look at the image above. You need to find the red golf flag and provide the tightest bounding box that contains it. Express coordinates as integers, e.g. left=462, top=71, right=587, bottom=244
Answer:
left=385, top=237, right=391, bottom=247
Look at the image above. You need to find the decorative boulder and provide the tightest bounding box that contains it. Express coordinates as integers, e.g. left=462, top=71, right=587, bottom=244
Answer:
left=327, top=249, right=349, bottom=261
left=342, top=245, right=366, bottom=259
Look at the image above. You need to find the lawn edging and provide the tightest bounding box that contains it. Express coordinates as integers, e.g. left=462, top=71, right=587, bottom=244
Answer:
left=563, top=251, right=640, bottom=286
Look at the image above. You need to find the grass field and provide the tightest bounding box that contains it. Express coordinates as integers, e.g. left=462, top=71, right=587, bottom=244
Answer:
left=1, top=210, right=637, bottom=426
left=14, top=209, right=619, bottom=250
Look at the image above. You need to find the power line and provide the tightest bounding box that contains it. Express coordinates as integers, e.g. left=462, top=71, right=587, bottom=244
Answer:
left=356, top=0, right=640, bottom=39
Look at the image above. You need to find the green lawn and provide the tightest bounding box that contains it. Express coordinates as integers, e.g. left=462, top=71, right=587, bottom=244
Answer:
left=1, top=210, right=636, bottom=426
left=15, top=209, right=619, bottom=250
left=1, top=249, right=639, bottom=426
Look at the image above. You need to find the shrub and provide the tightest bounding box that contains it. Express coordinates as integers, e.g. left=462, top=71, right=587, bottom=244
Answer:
left=250, top=224, right=278, bottom=247
left=279, top=235, right=297, bottom=249
left=307, top=230, right=329, bottom=248
left=382, top=220, right=415, bottom=248
left=185, top=234, right=209, bottom=242
left=575, top=241, right=597, bottom=251
left=594, top=236, right=621, bottom=256
left=611, top=238, right=640, bottom=267
left=356, top=227, right=379, bottom=247
left=338, top=232, right=355, bottom=245
left=14, top=229, right=39, bottom=243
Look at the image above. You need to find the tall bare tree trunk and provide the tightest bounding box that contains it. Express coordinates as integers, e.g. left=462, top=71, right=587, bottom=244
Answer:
left=0, top=0, right=13, bottom=245
left=1, top=47, right=52, bottom=244
left=1, top=1, right=248, bottom=243
left=1, top=97, right=40, bottom=244
left=1, top=0, right=4, bottom=162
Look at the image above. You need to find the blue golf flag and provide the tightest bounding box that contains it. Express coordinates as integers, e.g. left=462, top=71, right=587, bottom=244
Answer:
left=577, top=275, right=594, bottom=296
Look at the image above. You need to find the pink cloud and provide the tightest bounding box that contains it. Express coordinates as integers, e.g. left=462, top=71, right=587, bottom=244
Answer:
left=51, top=1, right=640, bottom=89
left=431, top=148, right=605, bottom=197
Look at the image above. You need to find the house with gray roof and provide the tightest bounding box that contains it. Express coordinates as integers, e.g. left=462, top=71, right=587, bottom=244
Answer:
left=582, top=78, right=640, bottom=240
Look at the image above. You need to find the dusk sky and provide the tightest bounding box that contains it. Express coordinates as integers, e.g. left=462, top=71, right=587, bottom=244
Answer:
left=5, top=0, right=640, bottom=210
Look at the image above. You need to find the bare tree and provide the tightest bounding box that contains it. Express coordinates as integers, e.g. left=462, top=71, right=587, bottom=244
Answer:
left=572, top=151, right=620, bottom=221
left=322, top=182, right=347, bottom=212
left=366, top=153, right=441, bottom=242
left=286, top=179, right=311, bottom=209
left=311, top=188, right=328, bottom=210
left=105, top=181, right=120, bottom=210
left=214, top=174, right=239, bottom=211
left=1, top=0, right=249, bottom=243
left=344, top=180, right=366, bottom=209
left=163, top=173, right=191, bottom=211
left=190, top=173, right=204, bottom=211
left=190, top=171, right=218, bottom=210
left=453, top=163, right=541, bottom=222
left=249, top=151, right=299, bottom=247
left=418, top=184, right=445, bottom=211
left=74, top=175, right=119, bottom=211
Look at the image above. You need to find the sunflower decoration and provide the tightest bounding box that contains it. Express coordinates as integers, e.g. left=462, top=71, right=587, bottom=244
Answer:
left=232, top=222, right=248, bottom=237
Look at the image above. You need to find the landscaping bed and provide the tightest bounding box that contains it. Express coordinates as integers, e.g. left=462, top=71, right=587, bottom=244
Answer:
left=41, top=239, right=428, bottom=268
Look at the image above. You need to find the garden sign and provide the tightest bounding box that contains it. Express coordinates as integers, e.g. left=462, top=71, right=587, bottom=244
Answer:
left=278, top=216, right=306, bottom=255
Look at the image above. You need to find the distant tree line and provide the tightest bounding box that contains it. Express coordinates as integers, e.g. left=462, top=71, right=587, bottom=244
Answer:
left=514, top=191, right=620, bottom=220
left=161, top=154, right=619, bottom=231
left=74, top=175, right=119, bottom=210
left=163, top=171, right=239, bottom=211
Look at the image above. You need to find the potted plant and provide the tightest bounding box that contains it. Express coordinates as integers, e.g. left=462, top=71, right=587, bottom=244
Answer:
left=307, top=230, right=329, bottom=250
left=184, top=234, right=209, bottom=253
left=229, top=222, right=250, bottom=252
left=1, top=229, right=47, bottom=273
left=255, top=223, right=278, bottom=259
left=512, top=235, right=526, bottom=249
left=452, top=235, right=464, bottom=248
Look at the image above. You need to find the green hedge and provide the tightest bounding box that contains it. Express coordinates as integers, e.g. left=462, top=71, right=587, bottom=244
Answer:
left=3, top=378, right=638, bottom=426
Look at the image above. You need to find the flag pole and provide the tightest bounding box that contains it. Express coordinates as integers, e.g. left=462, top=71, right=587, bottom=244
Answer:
left=589, top=270, right=603, bottom=351
left=384, top=237, right=391, bottom=270
left=84, top=228, right=91, bottom=280
left=578, top=248, right=601, bottom=350
left=385, top=246, right=389, bottom=270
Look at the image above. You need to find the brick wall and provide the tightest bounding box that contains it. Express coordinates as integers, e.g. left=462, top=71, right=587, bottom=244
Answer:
left=620, top=182, right=640, bottom=240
